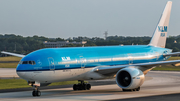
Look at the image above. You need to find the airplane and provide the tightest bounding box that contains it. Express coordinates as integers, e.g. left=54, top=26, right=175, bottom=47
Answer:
left=1, top=1, right=180, bottom=97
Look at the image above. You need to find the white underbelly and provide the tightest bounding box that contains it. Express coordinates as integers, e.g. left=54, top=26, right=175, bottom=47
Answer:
left=17, top=68, right=107, bottom=83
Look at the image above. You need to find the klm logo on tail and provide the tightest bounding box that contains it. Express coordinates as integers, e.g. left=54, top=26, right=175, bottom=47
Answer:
left=158, top=26, right=167, bottom=37
left=161, top=33, right=165, bottom=37
left=158, top=26, right=167, bottom=32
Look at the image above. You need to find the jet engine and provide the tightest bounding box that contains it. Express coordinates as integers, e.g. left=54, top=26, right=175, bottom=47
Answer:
left=116, top=67, right=145, bottom=91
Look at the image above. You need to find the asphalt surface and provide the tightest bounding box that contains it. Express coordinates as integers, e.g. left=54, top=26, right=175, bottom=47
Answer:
left=0, top=71, right=180, bottom=101
left=108, top=93, right=180, bottom=101
left=0, top=68, right=18, bottom=78
left=0, top=80, right=117, bottom=93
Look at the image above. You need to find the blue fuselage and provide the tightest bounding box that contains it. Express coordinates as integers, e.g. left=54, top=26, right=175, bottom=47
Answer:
left=16, top=45, right=171, bottom=72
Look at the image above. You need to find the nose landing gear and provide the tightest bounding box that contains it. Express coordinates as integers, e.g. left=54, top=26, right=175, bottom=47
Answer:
left=73, top=80, right=91, bottom=90
left=32, top=86, right=41, bottom=97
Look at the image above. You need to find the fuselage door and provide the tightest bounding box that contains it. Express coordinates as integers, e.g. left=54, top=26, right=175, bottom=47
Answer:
left=79, top=56, right=85, bottom=68
left=48, top=57, right=55, bottom=70
left=128, top=53, right=133, bottom=64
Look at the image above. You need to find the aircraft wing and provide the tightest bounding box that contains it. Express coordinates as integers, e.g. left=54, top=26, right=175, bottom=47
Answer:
left=93, top=60, right=180, bottom=75
left=1, top=51, right=25, bottom=58
left=163, top=52, right=180, bottom=56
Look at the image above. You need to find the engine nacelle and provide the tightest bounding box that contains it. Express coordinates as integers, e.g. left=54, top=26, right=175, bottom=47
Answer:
left=116, top=67, right=145, bottom=90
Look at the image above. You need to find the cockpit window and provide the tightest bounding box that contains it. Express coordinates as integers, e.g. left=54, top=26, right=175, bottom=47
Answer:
left=29, top=61, right=32, bottom=64
left=19, top=61, right=36, bottom=65
left=32, top=61, right=35, bottom=65
left=19, top=61, right=23, bottom=64
left=22, top=61, right=28, bottom=64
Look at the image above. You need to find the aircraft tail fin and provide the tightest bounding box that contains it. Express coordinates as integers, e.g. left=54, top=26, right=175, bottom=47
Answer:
left=149, top=1, right=172, bottom=48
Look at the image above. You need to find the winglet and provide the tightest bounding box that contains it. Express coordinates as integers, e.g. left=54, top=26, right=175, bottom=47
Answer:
left=149, top=1, right=172, bottom=48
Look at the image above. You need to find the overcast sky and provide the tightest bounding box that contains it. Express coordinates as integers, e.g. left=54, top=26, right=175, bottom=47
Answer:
left=0, top=0, right=179, bottom=38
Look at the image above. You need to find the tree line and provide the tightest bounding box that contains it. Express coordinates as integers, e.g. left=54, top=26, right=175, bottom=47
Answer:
left=0, top=34, right=180, bottom=55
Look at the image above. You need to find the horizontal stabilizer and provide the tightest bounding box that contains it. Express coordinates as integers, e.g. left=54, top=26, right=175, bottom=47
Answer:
left=163, top=52, right=180, bottom=56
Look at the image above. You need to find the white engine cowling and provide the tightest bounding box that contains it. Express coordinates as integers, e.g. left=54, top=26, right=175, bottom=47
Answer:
left=116, top=67, right=145, bottom=90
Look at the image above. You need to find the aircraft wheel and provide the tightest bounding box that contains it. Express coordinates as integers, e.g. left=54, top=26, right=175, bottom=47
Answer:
left=86, top=84, right=91, bottom=90
left=37, top=91, right=41, bottom=96
left=32, top=91, right=36, bottom=96
left=83, top=84, right=87, bottom=90
left=32, top=91, right=41, bottom=96
left=73, top=81, right=91, bottom=91
left=136, top=87, right=140, bottom=91
left=73, top=84, right=77, bottom=91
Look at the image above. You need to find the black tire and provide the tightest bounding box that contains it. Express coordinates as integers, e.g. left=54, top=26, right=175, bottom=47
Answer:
left=32, top=91, right=41, bottom=97
left=86, top=84, right=91, bottom=90
left=37, top=91, right=41, bottom=96
left=136, top=87, right=140, bottom=91
left=78, top=84, right=83, bottom=90
left=83, top=84, right=87, bottom=90
left=32, top=91, right=36, bottom=96
left=73, top=84, right=77, bottom=91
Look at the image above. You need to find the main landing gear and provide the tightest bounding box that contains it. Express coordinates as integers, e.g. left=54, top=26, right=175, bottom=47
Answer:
left=73, top=80, right=91, bottom=90
left=122, top=87, right=140, bottom=92
left=32, top=86, right=41, bottom=97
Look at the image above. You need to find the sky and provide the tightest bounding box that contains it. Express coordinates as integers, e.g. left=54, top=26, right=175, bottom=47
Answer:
left=0, top=0, right=179, bottom=38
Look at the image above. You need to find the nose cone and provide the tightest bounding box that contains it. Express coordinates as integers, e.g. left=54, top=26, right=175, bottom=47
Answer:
left=16, top=64, right=25, bottom=78
left=16, top=64, right=35, bottom=80
left=16, top=64, right=24, bottom=72
left=16, top=71, right=25, bottom=78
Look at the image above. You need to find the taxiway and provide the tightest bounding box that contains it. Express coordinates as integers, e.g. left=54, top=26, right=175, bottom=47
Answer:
left=0, top=68, right=18, bottom=78
left=0, top=71, right=180, bottom=101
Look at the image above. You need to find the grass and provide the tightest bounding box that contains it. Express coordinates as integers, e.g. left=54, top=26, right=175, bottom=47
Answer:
left=0, top=63, right=18, bottom=68
left=0, top=79, right=78, bottom=90
left=152, top=57, right=180, bottom=71
left=0, top=56, right=20, bottom=68
left=49, top=81, right=78, bottom=86
left=0, top=79, right=30, bottom=89
left=166, top=57, right=180, bottom=60
left=152, top=65, right=180, bottom=71
left=0, top=56, right=21, bottom=61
